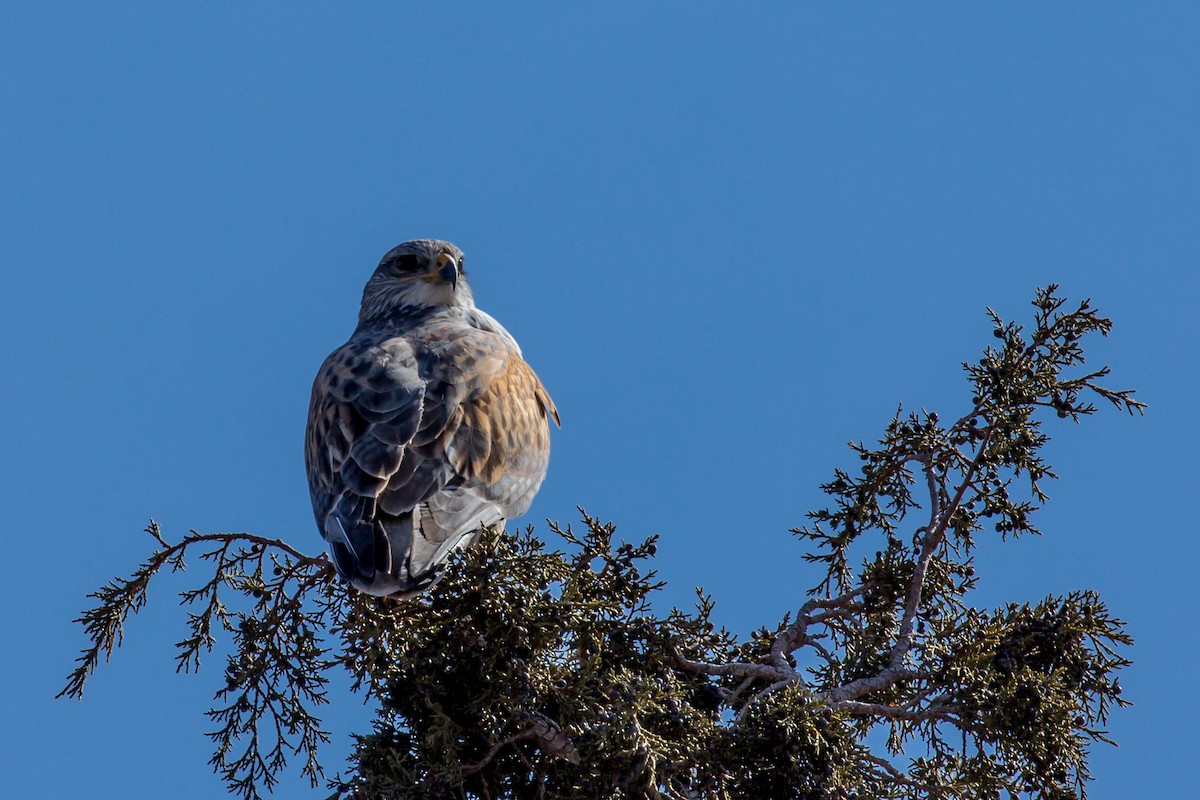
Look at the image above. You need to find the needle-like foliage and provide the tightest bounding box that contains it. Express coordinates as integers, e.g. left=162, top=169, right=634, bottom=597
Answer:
left=62, top=286, right=1142, bottom=799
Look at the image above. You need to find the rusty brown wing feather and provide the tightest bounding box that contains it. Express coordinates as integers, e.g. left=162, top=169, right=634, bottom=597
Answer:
left=448, top=355, right=559, bottom=510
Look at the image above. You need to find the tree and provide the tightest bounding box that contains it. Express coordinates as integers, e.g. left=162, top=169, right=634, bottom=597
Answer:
left=61, top=286, right=1143, bottom=800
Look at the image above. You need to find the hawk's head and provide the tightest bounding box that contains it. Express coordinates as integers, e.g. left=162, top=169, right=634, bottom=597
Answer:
left=359, top=239, right=473, bottom=324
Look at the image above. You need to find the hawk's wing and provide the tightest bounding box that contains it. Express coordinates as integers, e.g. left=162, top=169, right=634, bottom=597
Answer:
left=305, top=316, right=557, bottom=596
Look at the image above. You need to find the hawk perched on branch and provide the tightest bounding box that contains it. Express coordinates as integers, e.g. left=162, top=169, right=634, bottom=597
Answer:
left=305, top=239, right=559, bottom=597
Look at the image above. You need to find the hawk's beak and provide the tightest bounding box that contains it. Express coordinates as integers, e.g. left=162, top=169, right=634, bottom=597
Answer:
left=436, top=254, right=458, bottom=291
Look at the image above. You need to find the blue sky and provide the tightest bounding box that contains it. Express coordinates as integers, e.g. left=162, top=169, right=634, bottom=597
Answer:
left=2, top=4, right=1196, bottom=797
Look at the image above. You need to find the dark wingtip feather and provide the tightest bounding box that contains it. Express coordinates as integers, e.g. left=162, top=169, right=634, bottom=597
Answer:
left=329, top=540, right=374, bottom=584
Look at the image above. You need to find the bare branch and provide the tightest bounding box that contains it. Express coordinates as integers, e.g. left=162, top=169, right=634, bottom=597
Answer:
left=769, top=583, right=872, bottom=670
left=672, top=654, right=790, bottom=683
left=833, top=699, right=961, bottom=722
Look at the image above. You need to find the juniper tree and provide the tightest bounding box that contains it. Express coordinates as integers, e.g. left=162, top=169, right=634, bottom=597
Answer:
left=61, top=286, right=1142, bottom=800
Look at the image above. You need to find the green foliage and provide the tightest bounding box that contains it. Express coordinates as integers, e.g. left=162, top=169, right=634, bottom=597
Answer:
left=59, top=529, right=340, bottom=795
left=62, top=286, right=1142, bottom=799
left=339, top=521, right=731, bottom=799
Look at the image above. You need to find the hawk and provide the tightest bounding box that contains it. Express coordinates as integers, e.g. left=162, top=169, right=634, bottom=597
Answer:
left=305, top=239, right=559, bottom=597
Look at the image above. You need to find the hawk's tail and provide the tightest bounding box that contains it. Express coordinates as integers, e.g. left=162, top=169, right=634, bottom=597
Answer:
left=324, top=502, right=493, bottom=598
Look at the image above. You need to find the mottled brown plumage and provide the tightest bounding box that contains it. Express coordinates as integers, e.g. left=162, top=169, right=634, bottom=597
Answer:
left=305, top=240, right=558, bottom=597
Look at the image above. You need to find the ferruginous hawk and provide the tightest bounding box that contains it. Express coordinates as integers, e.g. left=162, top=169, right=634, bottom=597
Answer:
left=305, top=239, right=559, bottom=597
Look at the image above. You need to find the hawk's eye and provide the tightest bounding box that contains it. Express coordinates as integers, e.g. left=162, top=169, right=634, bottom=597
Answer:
left=392, top=254, right=423, bottom=273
